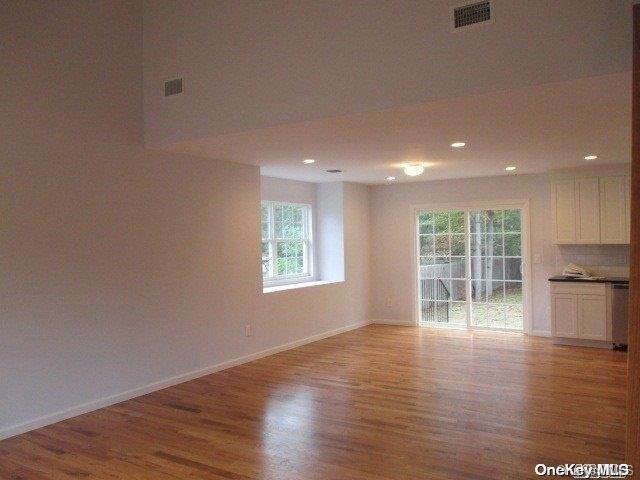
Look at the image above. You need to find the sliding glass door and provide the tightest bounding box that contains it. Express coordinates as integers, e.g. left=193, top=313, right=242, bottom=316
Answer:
left=416, top=206, right=525, bottom=331
left=418, top=211, right=467, bottom=326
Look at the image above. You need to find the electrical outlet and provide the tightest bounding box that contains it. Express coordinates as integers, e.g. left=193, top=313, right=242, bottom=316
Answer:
left=386, top=297, right=393, bottom=307
left=245, top=324, right=252, bottom=337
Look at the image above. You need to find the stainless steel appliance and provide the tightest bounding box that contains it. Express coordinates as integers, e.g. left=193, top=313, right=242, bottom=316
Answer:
left=612, top=283, right=629, bottom=349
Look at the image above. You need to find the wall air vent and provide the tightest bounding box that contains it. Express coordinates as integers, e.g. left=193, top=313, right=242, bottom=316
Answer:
left=453, top=1, right=492, bottom=30
left=164, top=78, right=183, bottom=96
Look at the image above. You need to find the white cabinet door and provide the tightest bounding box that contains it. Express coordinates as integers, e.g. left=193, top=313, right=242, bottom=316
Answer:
left=552, top=180, right=576, bottom=243
left=551, top=294, right=578, bottom=338
left=578, top=295, right=607, bottom=341
left=575, top=177, right=600, bottom=244
left=599, top=175, right=628, bottom=244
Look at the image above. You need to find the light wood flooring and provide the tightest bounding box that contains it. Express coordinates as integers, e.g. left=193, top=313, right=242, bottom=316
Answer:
left=0, top=325, right=627, bottom=479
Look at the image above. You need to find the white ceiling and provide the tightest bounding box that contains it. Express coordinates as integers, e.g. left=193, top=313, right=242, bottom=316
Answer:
left=165, top=73, right=630, bottom=184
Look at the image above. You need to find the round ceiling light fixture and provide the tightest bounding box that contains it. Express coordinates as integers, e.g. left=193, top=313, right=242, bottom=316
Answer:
left=584, top=155, right=598, bottom=161
left=403, top=164, right=425, bottom=177
left=386, top=176, right=396, bottom=181
left=505, top=166, right=516, bottom=171
left=303, top=159, right=315, bottom=164
left=451, top=142, right=466, bottom=148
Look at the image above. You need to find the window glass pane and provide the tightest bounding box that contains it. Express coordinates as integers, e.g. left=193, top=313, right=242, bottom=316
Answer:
left=470, top=234, right=482, bottom=256
left=505, top=282, right=522, bottom=304
left=274, top=205, right=284, bottom=221
left=487, top=234, right=503, bottom=256
left=450, top=280, right=466, bottom=301
left=471, top=280, right=485, bottom=302
left=450, top=211, right=464, bottom=233
left=486, top=304, right=506, bottom=329
left=470, top=211, right=488, bottom=233
left=449, top=302, right=467, bottom=324
left=262, top=241, right=271, bottom=278
left=422, top=279, right=451, bottom=300
left=471, top=257, right=503, bottom=281
left=276, top=240, right=305, bottom=275
left=491, top=210, right=504, bottom=232
left=420, top=235, right=434, bottom=256
left=450, top=257, right=466, bottom=279
left=261, top=204, right=270, bottom=239
left=505, top=258, right=522, bottom=280
left=504, top=209, right=521, bottom=232
left=434, top=235, right=449, bottom=256
left=487, top=281, right=505, bottom=303
left=472, top=303, right=490, bottom=326
left=504, top=234, right=521, bottom=256
left=421, top=300, right=435, bottom=323
left=420, top=260, right=436, bottom=278
left=420, top=255, right=435, bottom=265
left=418, top=213, right=434, bottom=234
left=469, top=212, right=480, bottom=233
left=434, top=257, right=451, bottom=278
left=275, top=205, right=304, bottom=239
left=451, top=234, right=465, bottom=256
left=434, top=213, right=449, bottom=233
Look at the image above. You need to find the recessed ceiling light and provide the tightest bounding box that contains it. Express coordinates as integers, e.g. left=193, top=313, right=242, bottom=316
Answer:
left=303, top=159, right=315, bottom=164
left=386, top=176, right=396, bottom=181
left=451, top=142, right=466, bottom=148
left=584, top=155, right=598, bottom=161
left=505, top=166, right=516, bottom=171
left=403, top=164, right=425, bottom=176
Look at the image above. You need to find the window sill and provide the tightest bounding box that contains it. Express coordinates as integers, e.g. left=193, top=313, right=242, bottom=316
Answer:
left=263, top=280, right=343, bottom=294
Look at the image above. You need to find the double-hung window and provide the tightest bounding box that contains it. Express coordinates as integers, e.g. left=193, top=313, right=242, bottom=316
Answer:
left=261, top=202, right=313, bottom=285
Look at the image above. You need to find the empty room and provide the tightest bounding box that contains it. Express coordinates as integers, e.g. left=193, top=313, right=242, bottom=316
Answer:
left=2, top=0, right=640, bottom=478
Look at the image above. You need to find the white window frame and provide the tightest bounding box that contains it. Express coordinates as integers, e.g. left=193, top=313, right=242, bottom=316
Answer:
left=262, top=201, right=314, bottom=287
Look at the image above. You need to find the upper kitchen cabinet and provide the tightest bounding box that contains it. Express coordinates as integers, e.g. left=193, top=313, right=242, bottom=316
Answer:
left=551, top=171, right=630, bottom=245
left=575, top=177, right=600, bottom=243
left=551, top=179, right=577, bottom=243
left=599, top=175, right=630, bottom=244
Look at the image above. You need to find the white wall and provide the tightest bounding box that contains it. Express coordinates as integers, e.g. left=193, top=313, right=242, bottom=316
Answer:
left=369, top=169, right=630, bottom=333
left=143, top=0, right=632, bottom=146
left=261, top=176, right=316, bottom=205
left=316, top=183, right=346, bottom=282
left=1, top=1, right=370, bottom=439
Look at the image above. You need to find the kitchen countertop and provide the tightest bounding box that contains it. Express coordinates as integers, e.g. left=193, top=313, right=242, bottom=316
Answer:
left=548, top=275, right=629, bottom=284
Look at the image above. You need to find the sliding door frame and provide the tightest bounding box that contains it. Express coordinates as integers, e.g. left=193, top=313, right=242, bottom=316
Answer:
left=411, top=199, right=533, bottom=334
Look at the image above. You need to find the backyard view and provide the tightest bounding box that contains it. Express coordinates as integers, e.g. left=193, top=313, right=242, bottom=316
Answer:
left=418, top=208, right=523, bottom=330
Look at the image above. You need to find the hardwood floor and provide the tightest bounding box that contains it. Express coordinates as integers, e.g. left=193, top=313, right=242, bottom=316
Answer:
left=0, top=325, right=627, bottom=479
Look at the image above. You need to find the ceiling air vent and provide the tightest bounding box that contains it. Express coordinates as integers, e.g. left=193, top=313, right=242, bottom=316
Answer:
left=453, top=1, right=492, bottom=30
left=326, top=169, right=343, bottom=173
left=164, top=78, right=183, bottom=96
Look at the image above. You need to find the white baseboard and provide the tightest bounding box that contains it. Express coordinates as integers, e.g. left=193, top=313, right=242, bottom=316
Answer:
left=371, top=318, right=416, bottom=326
left=0, top=320, right=372, bottom=441
left=531, top=330, right=552, bottom=337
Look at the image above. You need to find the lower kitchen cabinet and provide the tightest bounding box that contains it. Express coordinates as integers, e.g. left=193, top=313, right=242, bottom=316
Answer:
left=550, top=282, right=611, bottom=343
